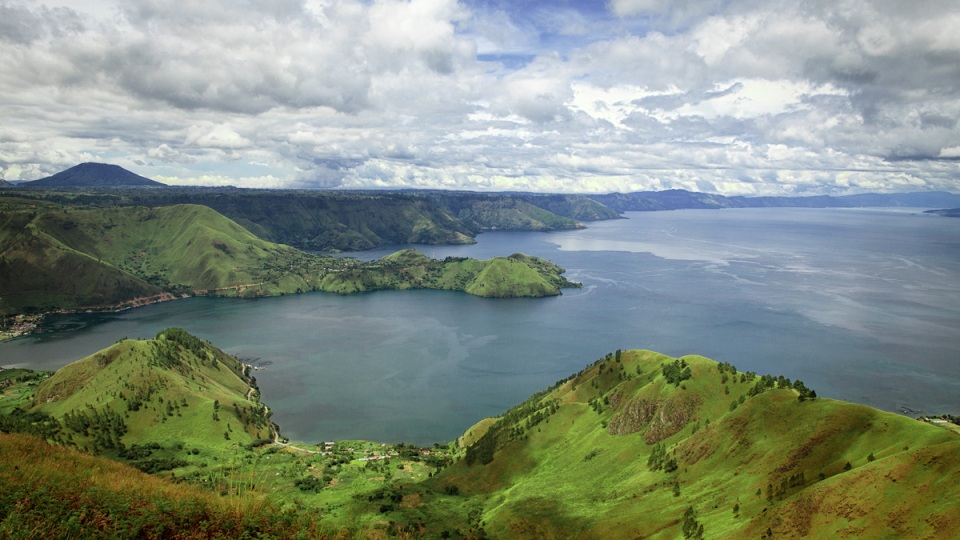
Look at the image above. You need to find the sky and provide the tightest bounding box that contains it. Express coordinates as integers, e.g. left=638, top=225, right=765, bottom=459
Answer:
left=1, top=0, right=958, bottom=195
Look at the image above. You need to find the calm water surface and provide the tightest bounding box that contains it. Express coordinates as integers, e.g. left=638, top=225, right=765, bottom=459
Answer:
left=3, top=208, right=959, bottom=444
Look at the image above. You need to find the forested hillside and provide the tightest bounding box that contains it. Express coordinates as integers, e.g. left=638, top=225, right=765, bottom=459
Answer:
left=5, top=178, right=618, bottom=251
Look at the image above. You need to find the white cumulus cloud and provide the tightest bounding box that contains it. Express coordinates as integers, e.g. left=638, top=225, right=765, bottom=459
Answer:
left=0, top=0, right=957, bottom=195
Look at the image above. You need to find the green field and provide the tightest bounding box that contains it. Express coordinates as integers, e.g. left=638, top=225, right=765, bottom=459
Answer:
left=2, top=335, right=957, bottom=538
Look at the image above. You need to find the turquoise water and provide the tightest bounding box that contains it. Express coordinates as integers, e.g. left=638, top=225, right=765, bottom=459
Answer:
left=3, top=208, right=959, bottom=443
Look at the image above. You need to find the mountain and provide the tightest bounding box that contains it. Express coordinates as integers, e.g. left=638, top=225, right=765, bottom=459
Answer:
left=0, top=179, right=12, bottom=188
left=30, top=327, right=272, bottom=452
left=3, top=339, right=957, bottom=538
left=1, top=185, right=616, bottom=251
left=436, top=350, right=960, bottom=538
left=0, top=201, right=306, bottom=314
left=590, top=189, right=960, bottom=212
left=590, top=189, right=732, bottom=211
left=26, top=163, right=166, bottom=188
left=0, top=329, right=324, bottom=538
left=110, top=189, right=615, bottom=251
left=426, top=192, right=619, bottom=231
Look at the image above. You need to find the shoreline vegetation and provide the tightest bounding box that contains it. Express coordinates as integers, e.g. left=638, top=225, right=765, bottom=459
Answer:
left=1, top=331, right=957, bottom=538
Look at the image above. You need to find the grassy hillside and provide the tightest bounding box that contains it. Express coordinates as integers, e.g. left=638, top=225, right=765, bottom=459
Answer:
left=0, top=432, right=335, bottom=539
left=437, top=195, right=583, bottom=232
left=0, top=202, right=578, bottom=315
left=1, top=187, right=616, bottom=251
left=2, top=338, right=958, bottom=538
left=156, top=191, right=478, bottom=251
left=377, top=250, right=579, bottom=298
left=0, top=202, right=325, bottom=314
left=434, top=350, right=960, bottom=539
left=0, top=332, right=471, bottom=538
left=28, top=328, right=272, bottom=455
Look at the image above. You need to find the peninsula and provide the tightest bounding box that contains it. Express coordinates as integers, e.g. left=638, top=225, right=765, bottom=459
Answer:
left=0, top=198, right=578, bottom=319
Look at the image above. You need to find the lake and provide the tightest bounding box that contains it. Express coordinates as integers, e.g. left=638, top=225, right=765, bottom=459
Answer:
left=3, top=208, right=959, bottom=444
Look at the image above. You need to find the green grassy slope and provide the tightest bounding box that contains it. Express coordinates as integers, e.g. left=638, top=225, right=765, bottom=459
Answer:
left=27, top=204, right=311, bottom=292
left=2, top=187, right=617, bottom=251
left=1, top=332, right=472, bottom=537
left=31, top=328, right=272, bottom=455
left=0, top=432, right=331, bottom=539
left=434, top=350, right=960, bottom=539
left=171, top=192, right=478, bottom=251
left=0, top=215, right=163, bottom=313
left=0, top=203, right=320, bottom=314
left=2, top=339, right=958, bottom=538
left=379, top=249, right=580, bottom=298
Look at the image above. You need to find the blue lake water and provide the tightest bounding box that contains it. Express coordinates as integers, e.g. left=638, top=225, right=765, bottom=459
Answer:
left=3, top=208, right=959, bottom=444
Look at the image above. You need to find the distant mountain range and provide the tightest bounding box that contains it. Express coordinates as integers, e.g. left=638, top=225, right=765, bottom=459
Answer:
left=925, top=208, right=960, bottom=217
left=588, top=188, right=960, bottom=212
left=25, top=162, right=166, bottom=188
left=17, top=162, right=960, bottom=210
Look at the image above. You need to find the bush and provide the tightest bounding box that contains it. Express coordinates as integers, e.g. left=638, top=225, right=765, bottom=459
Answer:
left=131, top=457, right=188, bottom=474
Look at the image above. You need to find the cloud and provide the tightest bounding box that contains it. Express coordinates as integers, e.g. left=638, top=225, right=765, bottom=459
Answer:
left=0, top=0, right=958, bottom=195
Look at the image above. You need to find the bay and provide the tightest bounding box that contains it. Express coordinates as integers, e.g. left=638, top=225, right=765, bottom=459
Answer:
left=3, top=208, right=959, bottom=444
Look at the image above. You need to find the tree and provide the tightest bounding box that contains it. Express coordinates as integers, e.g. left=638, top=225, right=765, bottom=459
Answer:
left=663, top=359, right=692, bottom=386
left=682, top=506, right=704, bottom=539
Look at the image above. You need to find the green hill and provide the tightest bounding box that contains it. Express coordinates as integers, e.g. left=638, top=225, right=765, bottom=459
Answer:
left=0, top=431, right=337, bottom=539
left=0, top=331, right=299, bottom=538
left=26, top=328, right=272, bottom=455
left=435, top=350, right=960, bottom=538
left=2, top=186, right=618, bottom=251
left=2, top=337, right=958, bottom=538
left=439, top=195, right=583, bottom=231
left=0, top=202, right=578, bottom=315
left=0, top=202, right=322, bottom=314
left=376, top=249, right=578, bottom=298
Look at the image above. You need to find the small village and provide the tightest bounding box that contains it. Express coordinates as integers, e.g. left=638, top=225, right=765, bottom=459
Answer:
left=0, top=314, right=42, bottom=342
